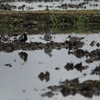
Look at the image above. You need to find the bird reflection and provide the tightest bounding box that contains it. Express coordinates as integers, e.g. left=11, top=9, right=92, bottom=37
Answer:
left=44, top=45, right=52, bottom=57
left=44, top=31, right=52, bottom=42
left=18, top=52, right=28, bottom=62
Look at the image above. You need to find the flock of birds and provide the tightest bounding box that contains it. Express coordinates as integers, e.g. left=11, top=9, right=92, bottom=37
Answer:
left=18, top=31, right=85, bottom=57
left=19, top=31, right=85, bottom=43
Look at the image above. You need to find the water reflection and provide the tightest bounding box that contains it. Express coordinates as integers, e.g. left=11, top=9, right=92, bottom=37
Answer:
left=64, top=62, right=74, bottom=71
left=91, top=65, right=100, bottom=80
left=44, top=45, right=52, bottom=57
left=68, top=42, right=73, bottom=50
left=18, top=51, right=28, bottom=62
left=66, top=40, right=85, bottom=51
left=1, top=0, right=62, bottom=2
left=1, top=33, right=100, bottom=100
left=38, top=71, right=50, bottom=82
left=42, top=77, right=100, bottom=98
left=64, top=62, right=88, bottom=72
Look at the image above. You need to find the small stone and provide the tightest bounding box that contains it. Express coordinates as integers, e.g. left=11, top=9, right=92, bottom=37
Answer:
left=55, top=67, right=60, bottom=70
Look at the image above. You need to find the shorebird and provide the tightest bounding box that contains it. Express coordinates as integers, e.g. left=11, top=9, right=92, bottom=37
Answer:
left=44, top=31, right=52, bottom=41
left=18, top=32, right=28, bottom=42
left=66, top=35, right=85, bottom=43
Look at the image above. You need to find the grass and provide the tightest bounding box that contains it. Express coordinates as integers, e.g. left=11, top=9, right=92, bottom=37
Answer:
left=0, top=10, right=100, bottom=33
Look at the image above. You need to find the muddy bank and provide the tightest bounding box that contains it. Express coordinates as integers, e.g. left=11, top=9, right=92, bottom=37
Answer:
left=0, top=40, right=66, bottom=52
left=0, top=10, right=100, bottom=31
left=0, top=23, right=100, bottom=34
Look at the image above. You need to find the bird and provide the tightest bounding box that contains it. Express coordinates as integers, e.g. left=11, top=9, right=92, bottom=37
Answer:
left=66, top=35, right=85, bottom=43
left=18, top=32, right=28, bottom=42
left=44, top=31, right=52, bottom=41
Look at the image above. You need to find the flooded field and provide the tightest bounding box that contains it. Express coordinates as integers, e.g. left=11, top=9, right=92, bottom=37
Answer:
left=0, top=0, right=100, bottom=100
left=0, top=0, right=100, bottom=11
left=0, top=32, right=100, bottom=100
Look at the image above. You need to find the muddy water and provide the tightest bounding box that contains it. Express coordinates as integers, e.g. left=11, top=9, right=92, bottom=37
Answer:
left=0, top=33, right=100, bottom=100
left=1, top=0, right=100, bottom=11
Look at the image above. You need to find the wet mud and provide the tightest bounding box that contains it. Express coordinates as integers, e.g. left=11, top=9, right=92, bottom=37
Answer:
left=0, top=0, right=100, bottom=11
left=0, top=34, right=100, bottom=62
left=42, top=79, right=100, bottom=98
left=1, top=32, right=100, bottom=99
left=0, top=10, right=100, bottom=35
left=0, top=40, right=66, bottom=52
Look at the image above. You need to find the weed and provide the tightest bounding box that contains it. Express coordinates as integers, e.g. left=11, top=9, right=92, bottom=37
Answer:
left=50, top=14, right=58, bottom=26
left=1, top=16, right=9, bottom=27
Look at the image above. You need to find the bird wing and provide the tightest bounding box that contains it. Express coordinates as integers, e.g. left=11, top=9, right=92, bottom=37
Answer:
left=73, top=36, right=85, bottom=41
left=18, top=34, right=23, bottom=41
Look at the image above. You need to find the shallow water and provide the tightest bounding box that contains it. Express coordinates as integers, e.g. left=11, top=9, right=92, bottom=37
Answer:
left=0, top=33, right=100, bottom=100
left=1, top=0, right=100, bottom=11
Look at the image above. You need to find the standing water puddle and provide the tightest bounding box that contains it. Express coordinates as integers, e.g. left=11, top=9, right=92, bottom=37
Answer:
left=0, top=33, right=100, bottom=100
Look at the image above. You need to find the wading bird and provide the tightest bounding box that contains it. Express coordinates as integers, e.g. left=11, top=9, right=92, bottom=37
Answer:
left=44, top=31, right=52, bottom=41
left=66, top=35, right=85, bottom=43
left=18, top=32, right=28, bottom=42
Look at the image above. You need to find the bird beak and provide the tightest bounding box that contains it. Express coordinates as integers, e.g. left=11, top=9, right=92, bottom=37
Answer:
left=66, top=37, right=68, bottom=40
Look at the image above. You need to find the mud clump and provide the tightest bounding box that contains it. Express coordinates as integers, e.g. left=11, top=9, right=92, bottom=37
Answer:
left=91, top=65, right=100, bottom=75
left=86, top=49, right=100, bottom=63
left=38, top=71, right=50, bottom=82
left=4, top=63, right=12, bottom=67
left=0, top=40, right=67, bottom=52
left=64, top=62, right=88, bottom=72
left=42, top=79, right=100, bottom=98
left=64, top=62, right=74, bottom=71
